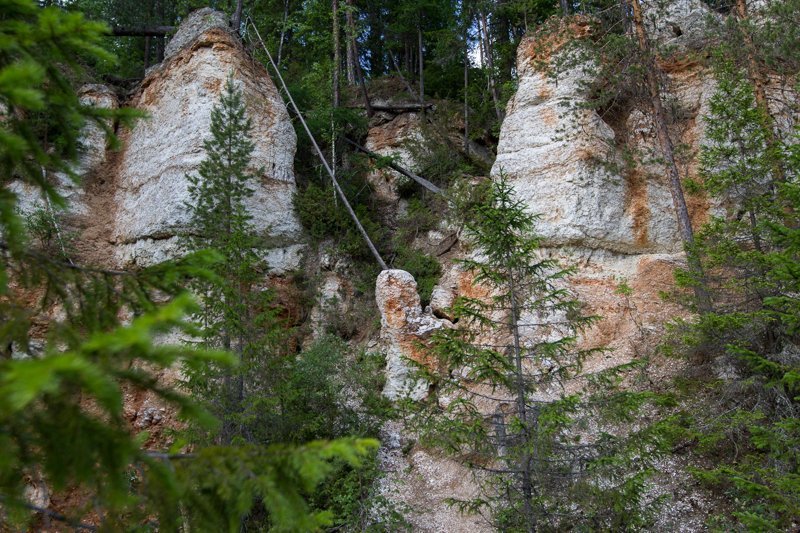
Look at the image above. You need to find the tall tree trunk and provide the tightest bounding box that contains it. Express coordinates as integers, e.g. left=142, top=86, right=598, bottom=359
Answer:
left=480, top=11, right=503, bottom=122
left=352, top=34, right=373, bottom=117
left=345, top=0, right=357, bottom=85
left=333, top=0, right=341, bottom=108
left=390, top=51, right=418, bottom=101
left=733, top=0, right=785, bottom=183
left=507, top=265, right=535, bottom=530
left=232, top=0, right=244, bottom=30
left=560, top=0, right=570, bottom=15
left=417, top=24, right=424, bottom=102
left=464, top=24, right=469, bottom=155
left=277, top=0, right=289, bottom=66
left=494, top=7, right=513, bottom=78
left=405, top=39, right=411, bottom=74
left=629, top=0, right=711, bottom=312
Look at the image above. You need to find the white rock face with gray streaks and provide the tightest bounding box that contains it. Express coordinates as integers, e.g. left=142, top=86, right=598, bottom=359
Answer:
left=10, top=84, right=117, bottom=220
left=642, top=0, right=718, bottom=50
left=113, top=10, right=301, bottom=268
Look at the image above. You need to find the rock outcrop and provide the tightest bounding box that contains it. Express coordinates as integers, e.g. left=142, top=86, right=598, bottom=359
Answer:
left=490, top=26, right=710, bottom=374
left=374, top=273, right=487, bottom=532
left=364, top=112, right=424, bottom=205
left=494, top=30, right=715, bottom=254
left=643, top=0, right=718, bottom=50
left=111, top=8, right=302, bottom=268
left=375, top=269, right=450, bottom=400
left=374, top=7, right=732, bottom=529
left=11, top=84, right=118, bottom=221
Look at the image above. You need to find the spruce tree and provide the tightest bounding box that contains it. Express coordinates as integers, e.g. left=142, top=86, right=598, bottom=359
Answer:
left=183, top=74, right=287, bottom=445
left=664, top=54, right=800, bottom=530
left=409, top=175, right=668, bottom=530
left=181, top=77, right=389, bottom=530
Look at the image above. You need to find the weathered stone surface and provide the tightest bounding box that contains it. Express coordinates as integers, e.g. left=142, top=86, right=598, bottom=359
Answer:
left=10, top=84, right=117, bottom=221
left=643, top=0, right=718, bottom=50
left=76, top=85, right=119, bottom=177
left=377, top=420, right=491, bottom=533
left=375, top=269, right=450, bottom=400
left=164, top=8, right=230, bottom=59
left=308, top=271, right=354, bottom=339
left=364, top=112, right=424, bottom=204
left=113, top=13, right=301, bottom=268
left=494, top=32, right=716, bottom=254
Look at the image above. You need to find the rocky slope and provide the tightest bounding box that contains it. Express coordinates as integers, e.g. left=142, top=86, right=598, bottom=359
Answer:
left=14, top=6, right=306, bottom=474
left=112, top=9, right=302, bottom=269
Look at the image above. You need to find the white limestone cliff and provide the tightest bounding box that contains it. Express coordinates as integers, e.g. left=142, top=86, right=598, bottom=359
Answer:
left=111, top=8, right=302, bottom=269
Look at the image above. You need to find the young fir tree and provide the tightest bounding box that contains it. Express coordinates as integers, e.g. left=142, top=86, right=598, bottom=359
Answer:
left=182, top=76, right=393, bottom=530
left=664, top=53, right=800, bottom=530
left=183, top=74, right=289, bottom=445
left=409, top=176, right=670, bottom=531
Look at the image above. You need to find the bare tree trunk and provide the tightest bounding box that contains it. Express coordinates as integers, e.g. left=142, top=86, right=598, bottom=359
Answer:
left=560, top=0, right=570, bottom=15
left=350, top=31, right=373, bottom=116
left=344, top=137, right=441, bottom=193
left=507, top=265, right=536, bottom=531
left=277, top=0, right=290, bottom=66
left=345, top=0, right=357, bottom=85
left=232, top=0, right=244, bottom=30
left=734, top=0, right=785, bottom=183
left=333, top=0, right=341, bottom=108
left=464, top=25, right=469, bottom=155
left=480, top=11, right=503, bottom=121
left=418, top=25, right=424, bottom=102
left=629, top=0, right=711, bottom=312
left=390, top=51, right=419, bottom=101
left=405, top=39, right=411, bottom=73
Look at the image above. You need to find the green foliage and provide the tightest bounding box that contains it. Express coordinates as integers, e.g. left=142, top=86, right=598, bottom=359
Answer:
left=23, top=205, right=76, bottom=260
left=176, top=438, right=379, bottom=532
left=0, top=0, right=138, bottom=261
left=406, top=174, right=665, bottom=530
left=393, top=245, right=442, bottom=307
left=181, top=74, right=288, bottom=446
left=662, top=45, right=800, bottom=530
left=1, top=5, right=376, bottom=529
left=294, top=173, right=386, bottom=263
left=402, top=103, right=487, bottom=190
left=181, top=79, right=392, bottom=527
left=69, top=0, right=205, bottom=78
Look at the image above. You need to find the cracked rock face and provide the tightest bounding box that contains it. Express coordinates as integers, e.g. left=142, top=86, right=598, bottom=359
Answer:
left=112, top=10, right=301, bottom=268
left=642, top=0, right=719, bottom=50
